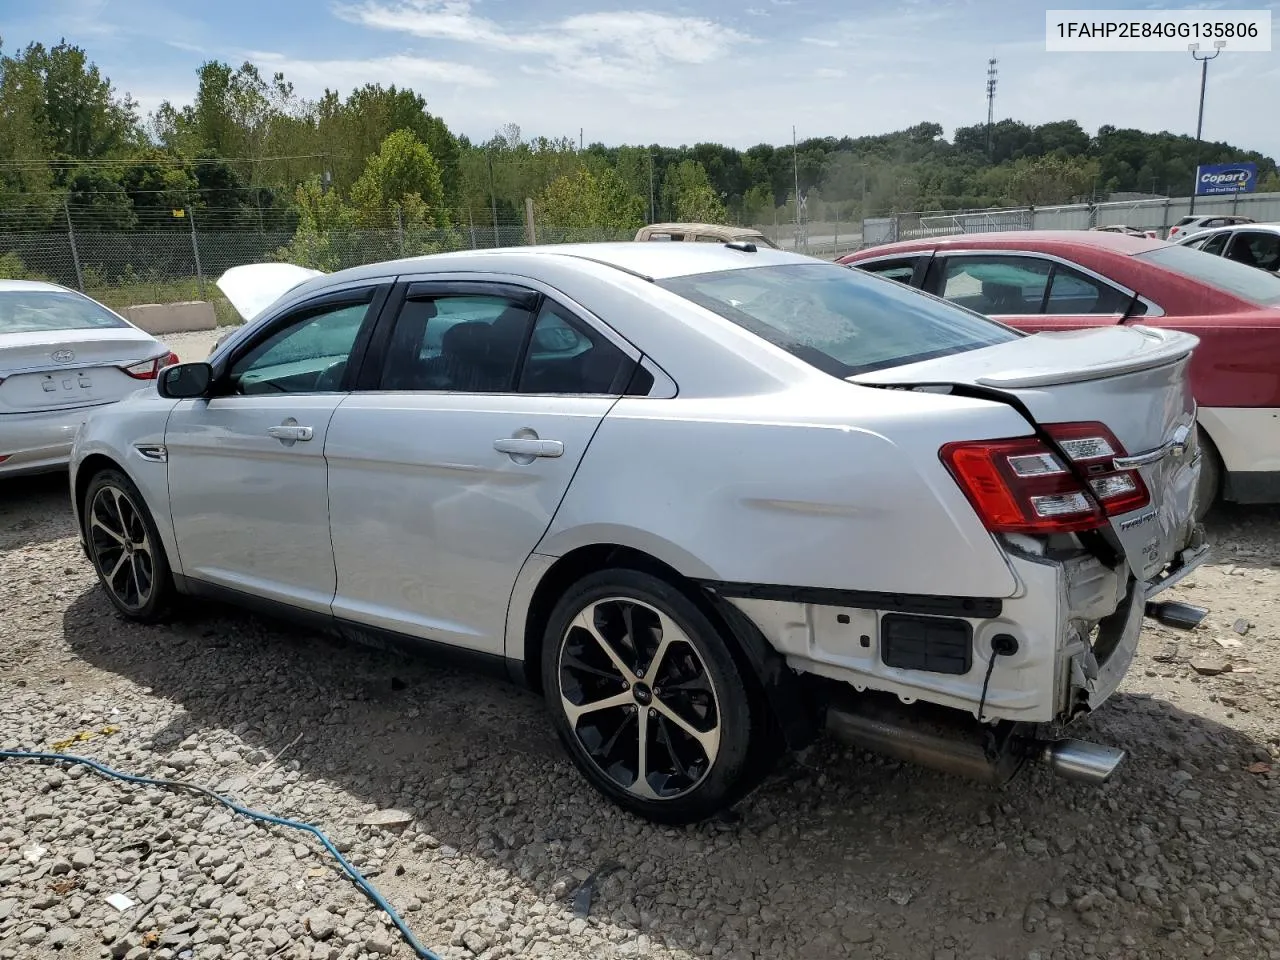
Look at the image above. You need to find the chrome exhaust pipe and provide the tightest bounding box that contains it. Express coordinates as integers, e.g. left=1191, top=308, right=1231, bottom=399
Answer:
left=1038, top=738, right=1126, bottom=785
left=825, top=695, right=1126, bottom=787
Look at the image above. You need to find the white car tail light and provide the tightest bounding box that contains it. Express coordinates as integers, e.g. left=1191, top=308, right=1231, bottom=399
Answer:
left=121, top=352, right=181, bottom=381
left=940, top=422, right=1150, bottom=534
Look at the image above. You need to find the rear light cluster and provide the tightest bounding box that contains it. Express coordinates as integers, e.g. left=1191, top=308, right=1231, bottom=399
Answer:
left=121, top=352, right=180, bottom=380
left=941, top=422, right=1150, bottom=534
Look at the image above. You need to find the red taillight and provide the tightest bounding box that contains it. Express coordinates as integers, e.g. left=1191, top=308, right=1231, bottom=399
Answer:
left=941, top=421, right=1150, bottom=535
left=122, top=352, right=180, bottom=380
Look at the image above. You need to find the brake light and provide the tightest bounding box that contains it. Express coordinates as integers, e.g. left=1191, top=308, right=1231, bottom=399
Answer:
left=122, top=352, right=180, bottom=380
left=940, top=421, right=1150, bottom=534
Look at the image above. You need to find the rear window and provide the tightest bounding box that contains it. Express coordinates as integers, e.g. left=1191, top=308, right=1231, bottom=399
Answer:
left=1134, top=244, right=1280, bottom=307
left=1174, top=217, right=1199, bottom=227
left=0, top=290, right=129, bottom=334
left=657, top=262, right=1020, bottom=377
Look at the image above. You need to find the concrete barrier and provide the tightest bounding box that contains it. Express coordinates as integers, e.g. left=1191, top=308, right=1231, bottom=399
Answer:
left=120, top=301, right=217, bottom=335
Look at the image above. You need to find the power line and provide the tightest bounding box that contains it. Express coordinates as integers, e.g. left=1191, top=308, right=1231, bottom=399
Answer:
left=0, top=153, right=331, bottom=168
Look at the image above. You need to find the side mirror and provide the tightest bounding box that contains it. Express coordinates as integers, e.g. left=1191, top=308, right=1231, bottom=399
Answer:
left=158, top=362, right=214, bottom=399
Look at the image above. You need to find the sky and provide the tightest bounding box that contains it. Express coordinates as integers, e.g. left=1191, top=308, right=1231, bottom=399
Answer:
left=4, top=0, right=1280, bottom=157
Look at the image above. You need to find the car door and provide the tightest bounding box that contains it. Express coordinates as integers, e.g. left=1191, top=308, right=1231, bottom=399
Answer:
left=325, top=278, right=648, bottom=654
left=1223, top=230, right=1280, bottom=272
left=924, top=252, right=1135, bottom=333
left=165, top=283, right=390, bottom=612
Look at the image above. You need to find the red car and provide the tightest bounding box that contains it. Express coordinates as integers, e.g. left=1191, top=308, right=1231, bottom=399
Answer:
left=839, top=231, right=1280, bottom=513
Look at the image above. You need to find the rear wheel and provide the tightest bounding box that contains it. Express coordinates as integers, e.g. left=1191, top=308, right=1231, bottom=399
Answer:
left=541, top=569, right=757, bottom=824
left=83, top=469, right=175, bottom=622
left=1194, top=427, right=1221, bottom=522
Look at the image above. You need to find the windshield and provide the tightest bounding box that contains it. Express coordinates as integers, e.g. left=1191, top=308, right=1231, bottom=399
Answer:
left=658, top=262, right=1021, bottom=377
left=1135, top=244, right=1280, bottom=307
left=0, top=290, right=130, bottom=334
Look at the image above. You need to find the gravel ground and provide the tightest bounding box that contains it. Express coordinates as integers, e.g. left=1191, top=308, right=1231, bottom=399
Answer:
left=158, top=329, right=227, bottom=364
left=2, top=469, right=1279, bottom=960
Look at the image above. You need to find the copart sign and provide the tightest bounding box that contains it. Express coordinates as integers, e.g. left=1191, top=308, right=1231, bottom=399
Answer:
left=1195, top=162, right=1258, bottom=196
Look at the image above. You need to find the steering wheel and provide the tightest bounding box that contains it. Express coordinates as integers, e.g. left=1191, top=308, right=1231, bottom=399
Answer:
left=314, top=359, right=347, bottom=392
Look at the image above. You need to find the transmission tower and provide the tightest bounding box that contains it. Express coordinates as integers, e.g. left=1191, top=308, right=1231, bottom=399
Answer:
left=985, top=58, right=999, bottom=159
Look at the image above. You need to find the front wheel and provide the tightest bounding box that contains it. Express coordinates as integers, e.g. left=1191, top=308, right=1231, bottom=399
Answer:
left=541, top=569, right=757, bottom=824
left=83, top=468, right=175, bottom=622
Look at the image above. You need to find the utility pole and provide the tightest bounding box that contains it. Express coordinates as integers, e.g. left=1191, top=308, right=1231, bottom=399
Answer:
left=579, top=128, right=583, bottom=151
left=487, top=150, right=500, bottom=246
left=648, top=153, right=655, bottom=223
left=792, top=125, right=801, bottom=248
left=1188, top=41, right=1226, bottom=216
left=985, top=58, right=999, bottom=161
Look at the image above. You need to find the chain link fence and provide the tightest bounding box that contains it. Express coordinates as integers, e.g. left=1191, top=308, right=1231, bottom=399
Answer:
left=0, top=203, right=635, bottom=324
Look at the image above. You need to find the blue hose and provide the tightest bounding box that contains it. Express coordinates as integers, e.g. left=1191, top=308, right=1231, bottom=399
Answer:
left=0, top=750, right=442, bottom=960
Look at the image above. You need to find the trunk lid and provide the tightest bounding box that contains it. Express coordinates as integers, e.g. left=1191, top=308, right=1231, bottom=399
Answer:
left=850, top=325, right=1201, bottom=583
left=0, top=328, right=168, bottom=413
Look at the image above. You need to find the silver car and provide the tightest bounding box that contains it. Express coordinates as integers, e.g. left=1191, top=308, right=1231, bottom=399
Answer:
left=70, top=244, right=1207, bottom=823
left=0, top=280, right=176, bottom=478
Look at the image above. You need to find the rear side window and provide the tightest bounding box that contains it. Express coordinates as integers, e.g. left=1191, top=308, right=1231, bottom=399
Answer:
left=658, top=262, right=1019, bottom=377
left=0, top=290, right=129, bottom=334
left=854, top=257, right=920, bottom=285
left=1136, top=243, right=1280, bottom=306
left=939, top=256, right=1050, bottom=314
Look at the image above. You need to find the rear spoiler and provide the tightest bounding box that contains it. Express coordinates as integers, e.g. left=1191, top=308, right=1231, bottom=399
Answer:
left=215, top=263, right=326, bottom=322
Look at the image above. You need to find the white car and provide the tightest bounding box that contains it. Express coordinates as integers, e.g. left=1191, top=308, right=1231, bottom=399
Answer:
left=1166, top=214, right=1254, bottom=241
left=70, top=244, right=1207, bottom=823
left=1175, top=222, right=1280, bottom=273
left=0, top=280, right=177, bottom=478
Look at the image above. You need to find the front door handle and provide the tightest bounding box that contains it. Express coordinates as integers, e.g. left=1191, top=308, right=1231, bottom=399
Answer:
left=493, top=437, right=563, bottom=459
left=267, top=420, right=314, bottom=444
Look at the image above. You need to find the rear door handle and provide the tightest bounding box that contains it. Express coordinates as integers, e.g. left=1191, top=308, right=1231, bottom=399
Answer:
left=493, top=437, right=563, bottom=458
left=267, top=423, right=314, bottom=443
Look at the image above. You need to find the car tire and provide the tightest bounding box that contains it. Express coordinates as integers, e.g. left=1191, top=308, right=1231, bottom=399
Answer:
left=541, top=568, right=757, bottom=825
left=1194, top=427, right=1221, bottom=522
left=83, top=468, right=175, bottom=622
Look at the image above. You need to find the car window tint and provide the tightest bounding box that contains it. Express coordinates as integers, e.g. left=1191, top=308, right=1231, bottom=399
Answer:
left=378, top=293, right=535, bottom=392
left=1045, top=264, right=1131, bottom=315
left=0, top=290, right=130, bottom=334
left=940, top=256, right=1050, bottom=315
left=694, top=235, right=723, bottom=243
left=517, top=301, right=632, bottom=395
left=1182, top=235, right=1209, bottom=249
left=658, top=261, right=1019, bottom=378
left=229, top=300, right=370, bottom=395
left=856, top=258, right=918, bottom=285
left=1136, top=243, right=1280, bottom=306
left=1200, top=232, right=1230, bottom=256
left=1229, top=231, right=1280, bottom=271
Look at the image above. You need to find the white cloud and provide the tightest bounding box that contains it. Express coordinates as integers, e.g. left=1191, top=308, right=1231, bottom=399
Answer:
left=814, top=67, right=846, bottom=78
left=334, top=0, right=751, bottom=94
left=246, top=51, right=498, bottom=89
left=802, top=37, right=839, bottom=47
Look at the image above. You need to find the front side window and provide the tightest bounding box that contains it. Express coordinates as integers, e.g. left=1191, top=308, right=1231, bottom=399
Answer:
left=229, top=299, right=371, bottom=395
left=0, top=290, right=129, bottom=334
left=1199, top=232, right=1231, bottom=256
left=658, top=261, right=1019, bottom=378
left=855, top=257, right=920, bottom=286
left=1227, top=231, right=1280, bottom=271
left=939, top=256, right=1051, bottom=315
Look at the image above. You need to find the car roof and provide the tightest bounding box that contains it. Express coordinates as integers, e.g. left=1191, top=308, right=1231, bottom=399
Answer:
left=0, top=279, right=73, bottom=294
left=1181, top=222, right=1280, bottom=236
left=288, top=242, right=814, bottom=299
left=852, top=229, right=1168, bottom=258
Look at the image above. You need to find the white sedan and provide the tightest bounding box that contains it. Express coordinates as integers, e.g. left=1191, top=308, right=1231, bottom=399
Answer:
left=1, top=280, right=177, bottom=478
left=70, top=244, right=1207, bottom=823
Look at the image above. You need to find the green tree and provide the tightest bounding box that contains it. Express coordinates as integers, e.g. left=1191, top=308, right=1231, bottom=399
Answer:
left=535, top=166, right=644, bottom=237
left=1006, top=155, right=1100, bottom=206
left=349, top=128, right=449, bottom=230
left=661, top=160, right=726, bottom=223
